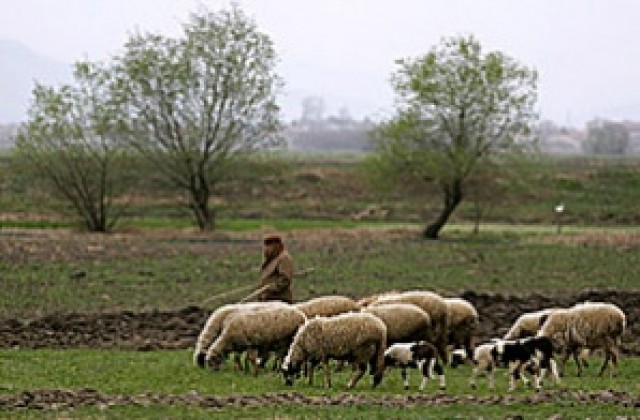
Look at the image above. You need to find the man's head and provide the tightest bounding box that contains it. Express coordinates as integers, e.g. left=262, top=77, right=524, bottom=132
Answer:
left=263, top=234, right=284, bottom=259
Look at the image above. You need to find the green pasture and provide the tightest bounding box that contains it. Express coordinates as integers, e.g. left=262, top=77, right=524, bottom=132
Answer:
left=0, top=349, right=638, bottom=418
left=1, top=227, right=639, bottom=319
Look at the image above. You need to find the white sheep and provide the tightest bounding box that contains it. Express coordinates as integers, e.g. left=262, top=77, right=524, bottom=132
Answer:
left=504, top=308, right=559, bottom=340
left=444, top=297, right=479, bottom=361
left=362, top=303, right=434, bottom=344
left=193, top=301, right=288, bottom=369
left=384, top=342, right=445, bottom=390
left=204, top=304, right=307, bottom=375
left=282, top=312, right=387, bottom=389
left=294, top=295, right=360, bottom=318
left=368, top=290, right=450, bottom=362
left=537, top=301, right=626, bottom=377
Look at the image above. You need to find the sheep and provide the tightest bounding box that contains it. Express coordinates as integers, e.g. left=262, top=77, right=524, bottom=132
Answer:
left=281, top=312, right=387, bottom=389
left=504, top=307, right=590, bottom=374
left=537, top=301, right=626, bottom=377
left=453, top=337, right=560, bottom=392
left=444, top=297, right=479, bottom=362
left=294, top=295, right=360, bottom=318
left=384, top=342, right=445, bottom=390
left=204, top=304, right=307, bottom=375
left=362, top=303, right=435, bottom=344
left=193, top=301, right=288, bottom=370
left=368, top=290, right=450, bottom=362
left=504, top=308, right=560, bottom=340
left=356, top=290, right=401, bottom=308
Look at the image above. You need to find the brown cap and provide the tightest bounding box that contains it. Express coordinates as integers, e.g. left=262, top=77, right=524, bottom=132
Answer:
left=263, top=234, right=283, bottom=245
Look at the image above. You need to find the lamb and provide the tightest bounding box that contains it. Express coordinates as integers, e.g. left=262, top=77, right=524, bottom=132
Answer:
left=294, top=295, right=360, bottom=319
left=204, top=304, right=307, bottom=375
left=281, top=312, right=387, bottom=389
left=537, top=301, right=626, bottom=377
left=193, top=301, right=288, bottom=369
left=362, top=303, right=435, bottom=344
left=444, top=297, right=479, bottom=361
left=452, top=337, right=560, bottom=392
left=368, top=290, right=450, bottom=362
left=384, top=342, right=445, bottom=390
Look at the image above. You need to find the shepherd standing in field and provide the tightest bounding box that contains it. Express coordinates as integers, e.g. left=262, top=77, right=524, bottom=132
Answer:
left=256, top=235, right=294, bottom=303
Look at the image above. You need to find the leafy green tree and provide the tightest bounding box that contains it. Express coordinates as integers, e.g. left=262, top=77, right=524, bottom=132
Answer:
left=368, top=35, right=538, bottom=239
left=582, top=119, right=630, bottom=155
left=113, top=5, right=282, bottom=231
left=16, top=62, right=131, bottom=232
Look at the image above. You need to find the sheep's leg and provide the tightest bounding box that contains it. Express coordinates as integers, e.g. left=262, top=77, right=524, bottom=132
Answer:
left=431, top=358, right=446, bottom=390
left=486, top=365, right=495, bottom=390
left=508, top=362, right=520, bottom=392
left=611, top=345, right=621, bottom=378
left=598, top=348, right=612, bottom=378
left=401, top=367, right=409, bottom=390
left=347, top=362, right=366, bottom=389
left=323, top=358, right=332, bottom=388
left=232, top=353, right=243, bottom=371
left=469, top=365, right=478, bottom=389
left=571, top=347, right=583, bottom=377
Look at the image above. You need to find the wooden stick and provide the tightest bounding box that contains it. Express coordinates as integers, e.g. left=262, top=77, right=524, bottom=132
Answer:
left=200, top=267, right=315, bottom=306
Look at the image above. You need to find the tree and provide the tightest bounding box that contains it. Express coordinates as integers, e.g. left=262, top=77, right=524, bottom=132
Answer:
left=368, top=35, right=538, bottom=239
left=582, top=119, right=630, bottom=155
left=114, top=5, right=282, bottom=230
left=15, top=62, right=130, bottom=232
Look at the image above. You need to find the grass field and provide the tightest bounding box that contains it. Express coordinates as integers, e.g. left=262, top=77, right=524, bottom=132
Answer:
left=1, top=153, right=639, bottom=417
left=0, top=349, right=638, bottom=418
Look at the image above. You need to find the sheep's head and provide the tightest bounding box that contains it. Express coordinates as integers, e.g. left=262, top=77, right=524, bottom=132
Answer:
left=281, top=357, right=302, bottom=386
left=194, top=352, right=207, bottom=368
left=206, top=352, right=225, bottom=371
left=450, top=349, right=467, bottom=368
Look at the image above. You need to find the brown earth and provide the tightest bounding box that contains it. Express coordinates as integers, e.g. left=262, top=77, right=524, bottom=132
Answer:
left=0, top=289, right=638, bottom=355
left=0, top=388, right=638, bottom=412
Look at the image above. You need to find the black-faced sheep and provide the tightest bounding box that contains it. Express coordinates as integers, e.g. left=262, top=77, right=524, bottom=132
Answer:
left=281, top=312, right=387, bottom=389
left=444, top=297, right=479, bottom=362
left=294, top=295, right=360, bottom=318
left=384, top=342, right=445, bottom=390
left=368, top=290, right=449, bottom=362
left=205, top=305, right=306, bottom=375
left=537, top=301, right=626, bottom=377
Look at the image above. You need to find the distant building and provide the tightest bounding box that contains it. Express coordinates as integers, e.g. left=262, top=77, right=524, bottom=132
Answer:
left=284, top=117, right=375, bottom=153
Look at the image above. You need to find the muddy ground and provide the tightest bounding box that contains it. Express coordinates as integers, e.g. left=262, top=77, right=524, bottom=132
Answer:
left=0, top=289, right=638, bottom=354
left=1, top=388, right=638, bottom=412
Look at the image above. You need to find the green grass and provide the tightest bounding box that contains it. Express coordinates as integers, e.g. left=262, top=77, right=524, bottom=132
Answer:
left=2, top=229, right=639, bottom=319
left=1, top=349, right=638, bottom=418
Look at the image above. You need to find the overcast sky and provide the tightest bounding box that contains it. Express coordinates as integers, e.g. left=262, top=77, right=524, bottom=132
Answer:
left=2, top=0, right=640, bottom=126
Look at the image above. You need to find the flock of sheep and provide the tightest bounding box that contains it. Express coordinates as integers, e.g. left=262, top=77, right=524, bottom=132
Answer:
left=192, top=290, right=627, bottom=392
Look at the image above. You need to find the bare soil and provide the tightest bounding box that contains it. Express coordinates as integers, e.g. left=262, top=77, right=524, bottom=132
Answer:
left=0, top=388, right=638, bottom=411
left=0, top=289, right=638, bottom=355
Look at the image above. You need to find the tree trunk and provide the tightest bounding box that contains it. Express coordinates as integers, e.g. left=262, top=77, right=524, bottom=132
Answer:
left=424, top=179, right=463, bottom=239
left=189, top=186, right=214, bottom=231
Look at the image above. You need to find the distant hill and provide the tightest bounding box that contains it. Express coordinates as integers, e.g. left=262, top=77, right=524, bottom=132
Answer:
left=0, top=39, right=72, bottom=124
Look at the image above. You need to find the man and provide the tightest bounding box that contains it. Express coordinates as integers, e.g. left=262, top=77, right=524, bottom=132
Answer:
left=257, top=234, right=294, bottom=303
